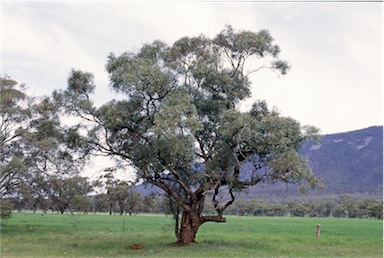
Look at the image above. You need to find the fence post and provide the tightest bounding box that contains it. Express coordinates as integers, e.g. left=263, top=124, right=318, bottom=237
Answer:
left=316, top=224, right=321, bottom=239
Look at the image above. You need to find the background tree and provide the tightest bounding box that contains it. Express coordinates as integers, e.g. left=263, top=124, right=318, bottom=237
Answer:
left=21, top=96, right=90, bottom=215
left=0, top=200, right=13, bottom=224
left=141, top=192, right=158, bottom=213
left=0, top=76, right=30, bottom=199
left=98, top=172, right=134, bottom=215
left=113, top=181, right=130, bottom=215
left=1, top=75, right=90, bottom=217
left=54, top=26, right=320, bottom=245
left=125, top=190, right=142, bottom=215
left=90, top=193, right=109, bottom=214
left=48, top=176, right=92, bottom=214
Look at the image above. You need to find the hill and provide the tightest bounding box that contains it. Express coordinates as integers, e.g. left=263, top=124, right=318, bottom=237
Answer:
left=238, top=126, right=383, bottom=200
left=301, top=126, right=383, bottom=196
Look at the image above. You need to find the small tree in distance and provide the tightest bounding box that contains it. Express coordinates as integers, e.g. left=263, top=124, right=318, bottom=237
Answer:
left=54, top=25, right=321, bottom=245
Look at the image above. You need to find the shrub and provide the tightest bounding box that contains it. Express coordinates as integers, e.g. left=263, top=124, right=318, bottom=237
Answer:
left=0, top=200, right=13, bottom=223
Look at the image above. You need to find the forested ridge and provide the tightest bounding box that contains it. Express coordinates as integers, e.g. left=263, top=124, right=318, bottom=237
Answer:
left=301, top=126, right=382, bottom=196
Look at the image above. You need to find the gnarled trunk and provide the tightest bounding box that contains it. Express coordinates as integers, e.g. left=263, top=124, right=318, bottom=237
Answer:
left=176, top=210, right=227, bottom=245
left=178, top=211, right=201, bottom=245
left=145, top=177, right=230, bottom=245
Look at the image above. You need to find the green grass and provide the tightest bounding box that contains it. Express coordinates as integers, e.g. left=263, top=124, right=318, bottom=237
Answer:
left=1, top=213, right=382, bottom=257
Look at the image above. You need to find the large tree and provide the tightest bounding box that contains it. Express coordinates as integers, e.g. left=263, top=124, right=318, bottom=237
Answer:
left=54, top=26, right=320, bottom=245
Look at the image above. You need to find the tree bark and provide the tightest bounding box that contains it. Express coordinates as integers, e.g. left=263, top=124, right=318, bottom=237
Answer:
left=177, top=211, right=227, bottom=245
left=178, top=211, right=201, bottom=245
left=144, top=177, right=228, bottom=245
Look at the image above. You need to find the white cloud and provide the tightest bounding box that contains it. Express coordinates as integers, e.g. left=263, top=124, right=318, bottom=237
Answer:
left=2, top=4, right=106, bottom=97
left=240, top=3, right=382, bottom=133
left=1, top=2, right=382, bottom=134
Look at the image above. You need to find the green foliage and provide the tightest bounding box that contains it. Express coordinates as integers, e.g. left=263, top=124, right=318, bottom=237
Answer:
left=1, top=75, right=89, bottom=208
left=0, top=200, right=13, bottom=222
left=0, top=77, right=30, bottom=198
left=67, top=69, right=95, bottom=95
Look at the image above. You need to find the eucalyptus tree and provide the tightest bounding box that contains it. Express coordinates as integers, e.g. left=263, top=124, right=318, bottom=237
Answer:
left=54, top=26, right=320, bottom=245
left=48, top=176, right=92, bottom=214
left=125, top=190, right=142, bottom=216
left=0, top=76, right=30, bottom=198
left=0, top=76, right=89, bottom=208
left=108, top=180, right=130, bottom=216
left=17, top=94, right=89, bottom=213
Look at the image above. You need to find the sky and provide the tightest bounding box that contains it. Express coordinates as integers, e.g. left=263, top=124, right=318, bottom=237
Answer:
left=2, top=1, right=382, bottom=135
left=1, top=1, right=382, bottom=180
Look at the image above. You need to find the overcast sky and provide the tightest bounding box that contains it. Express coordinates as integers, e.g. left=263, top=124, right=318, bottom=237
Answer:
left=1, top=2, right=382, bottom=136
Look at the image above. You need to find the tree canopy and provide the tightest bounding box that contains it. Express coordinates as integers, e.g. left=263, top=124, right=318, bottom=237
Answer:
left=54, top=25, right=320, bottom=245
left=0, top=77, right=29, bottom=198
left=0, top=76, right=88, bottom=207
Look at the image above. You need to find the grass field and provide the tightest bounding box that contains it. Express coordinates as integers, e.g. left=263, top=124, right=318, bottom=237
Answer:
left=0, top=212, right=382, bottom=257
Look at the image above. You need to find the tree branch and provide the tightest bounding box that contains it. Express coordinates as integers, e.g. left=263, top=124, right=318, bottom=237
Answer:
left=200, top=215, right=226, bottom=224
left=145, top=176, right=190, bottom=211
left=245, top=65, right=273, bottom=77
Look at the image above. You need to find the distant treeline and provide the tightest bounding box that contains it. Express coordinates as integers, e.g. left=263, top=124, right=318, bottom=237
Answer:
left=220, top=195, right=383, bottom=219
left=2, top=193, right=382, bottom=220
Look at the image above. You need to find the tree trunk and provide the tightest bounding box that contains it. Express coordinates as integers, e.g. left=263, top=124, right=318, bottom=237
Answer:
left=177, top=211, right=201, bottom=245
left=118, top=201, right=124, bottom=215
left=176, top=210, right=227, bottom=245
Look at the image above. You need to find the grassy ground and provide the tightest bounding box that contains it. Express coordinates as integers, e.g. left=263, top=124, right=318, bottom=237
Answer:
left=0, top=212, right=382, bottom=257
